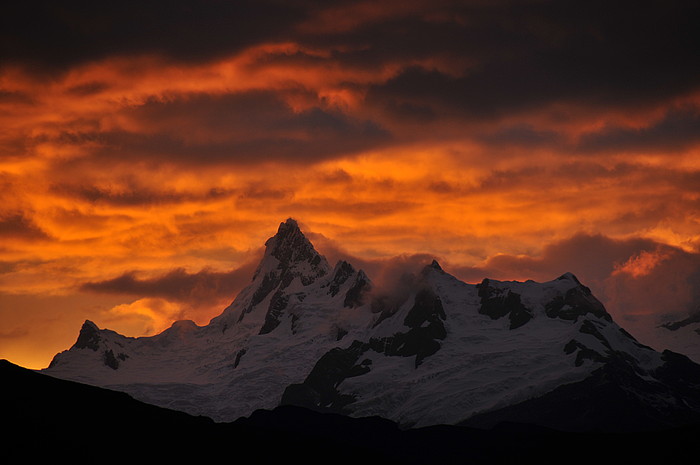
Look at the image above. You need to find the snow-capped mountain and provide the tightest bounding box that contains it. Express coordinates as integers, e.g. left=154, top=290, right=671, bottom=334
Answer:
left=43, top=218, right=700, bottom=431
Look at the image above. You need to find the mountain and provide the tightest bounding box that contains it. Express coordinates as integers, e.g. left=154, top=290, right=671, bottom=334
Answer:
left=42, top=218, right=700, bottom=432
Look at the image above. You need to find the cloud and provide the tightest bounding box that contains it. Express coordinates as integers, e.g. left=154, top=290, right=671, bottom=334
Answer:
left=0, top=213, right=51, bottom=241
left=80, top=262, right=258, bottom=307
left=101, top=297, right=188, bottom=336
left=0, top=1, right=306, bottom=73
left=577, top=104, right=700, bottom=154
left=352, top=1, right=700, bottom=125
left=51, top=182, right=235, bottom=207
left=50, top=90, right=390, bottom=167
left=2, top=0, right=700, bottom=369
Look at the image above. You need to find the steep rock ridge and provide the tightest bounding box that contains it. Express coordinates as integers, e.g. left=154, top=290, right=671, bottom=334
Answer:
left=78, top=320, right=129, bottom=369
left=280, top=266, right=700, bottom=430
left=281, top=272, right=449, bottom=413
left=217, top=218, right=332, bottom=331
left=545, top=273, right=611, bottom=322
left=45, top=218, right=375, bottom=419
left=42, top=219, right=700, bottom=431
left=476, top=278, right=533, bottom=329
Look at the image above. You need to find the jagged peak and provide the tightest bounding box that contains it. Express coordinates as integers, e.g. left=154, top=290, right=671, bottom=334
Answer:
left=262, top=218, right=327, bottom=269
left=418, top=259, right=445, bottom=279
left=274, top=217, right=300, bottom=239
left=556, top=272, right=581, bottom=284
left=74, top=320, right=101, bottom=350
left=333, top=259, right=356, bottom=274
left=222, top=220, right=332, bottom=326
left=82, top=320, right=99, bottom=331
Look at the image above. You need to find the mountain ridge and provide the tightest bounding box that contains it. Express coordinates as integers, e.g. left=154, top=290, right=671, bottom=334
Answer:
left=42, top=218, right=700, bottom=431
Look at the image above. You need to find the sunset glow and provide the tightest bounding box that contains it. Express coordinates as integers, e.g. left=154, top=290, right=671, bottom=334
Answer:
left=1, top=0, right=699, bottom=369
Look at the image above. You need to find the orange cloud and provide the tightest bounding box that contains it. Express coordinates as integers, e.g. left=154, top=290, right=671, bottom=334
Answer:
left=613, top=249, right=671, bottom=278
left=2, top=0, right=700, bottom=370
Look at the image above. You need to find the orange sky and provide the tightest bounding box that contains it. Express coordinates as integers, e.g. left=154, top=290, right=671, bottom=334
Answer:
left=2, top=0, right=699, bottom=369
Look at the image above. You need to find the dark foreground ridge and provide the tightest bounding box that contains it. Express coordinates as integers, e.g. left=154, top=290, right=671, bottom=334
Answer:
left=3, top=359, right=698, bottom=464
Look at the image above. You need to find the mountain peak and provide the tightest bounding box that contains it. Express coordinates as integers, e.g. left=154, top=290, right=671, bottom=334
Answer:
left=226, top=219, right=332, bottom=327
left=556, top=272, right=581, bottom=284
left=73, top=320, right=101, bottom=350
left=275, top=217, right=300, bottom=238
left=263, top=218, right=321, bottom=267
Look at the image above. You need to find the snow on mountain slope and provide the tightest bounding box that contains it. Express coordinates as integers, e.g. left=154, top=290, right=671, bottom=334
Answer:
left=45, top=219, right=374, bottom=420
left=43, top=219, right=700, bottom=430
left=281, top=264, right=672, bottom=428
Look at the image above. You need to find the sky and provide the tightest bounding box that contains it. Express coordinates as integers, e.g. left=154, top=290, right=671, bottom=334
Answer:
left=1, top=0, right=699, bottom=369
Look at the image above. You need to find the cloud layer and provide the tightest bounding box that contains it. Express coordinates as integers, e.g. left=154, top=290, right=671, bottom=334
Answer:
left=1, top=0, right=699, bottom=368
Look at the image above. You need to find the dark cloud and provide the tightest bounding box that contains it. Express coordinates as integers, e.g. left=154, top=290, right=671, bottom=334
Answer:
left=0, top=0, right=308, bottom=73
left=0, top=260, right=43, bottom=275
left=65, top=81, right=111, bottom=97
left=54, top=90, right=390, bottom=166
left=80, top=262, right=258, bottom=306
left=0, top=213, right=51, bottom=240
left=5, top=0, right=697, bottom=107
left=450, top=233, right=657, bottom=284
left=476, top=124, right=564, bottom=149
left=51, top=183, right=234, bottom=207
left=577, top=105, right=700, bottom=154
left=0, top=89, right=35, bottom=105
left=361, top=0, right=700, bottom=120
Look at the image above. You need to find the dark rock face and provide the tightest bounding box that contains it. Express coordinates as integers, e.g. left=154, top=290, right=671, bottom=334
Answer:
left=280, top=340, right=371, bottom=413
left=281, top=288, right=448, bottom=411
left=239, top=218, right=329, bottom=324
left=545, top=282, right=611, bottom=322
left=242, top=273, right=280, bottom=321
left=259, top=290, right=291, bottom=335
left=370, top=288, right=447, bottom=367
left=73, top=320, right=101, bottom=351
left=564, top=318, right=650, bottom=367
left=325, top=261, right=369, bottom=308
left=266, top=219, right=325, bottom=279
left=476, top=279, right=533, bottom=329
left=103, top=349, right=128, bottom=370
left=54, top=320, right=129, bottom=369
left=233, top=348, right=247, bottom=368
left=343, top=271, right=370, bottom=308
left=563, top=338, right=607, bottom=367
left=328, top=261, right=355, bottom=297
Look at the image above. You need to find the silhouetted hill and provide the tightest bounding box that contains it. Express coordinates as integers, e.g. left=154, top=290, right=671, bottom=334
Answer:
left=4, top=359, right=700, bottom=463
